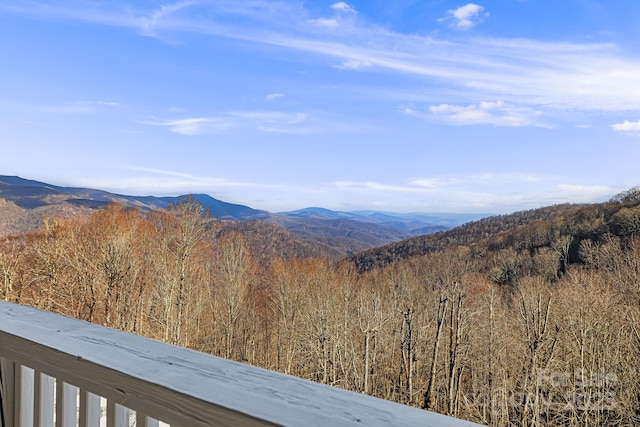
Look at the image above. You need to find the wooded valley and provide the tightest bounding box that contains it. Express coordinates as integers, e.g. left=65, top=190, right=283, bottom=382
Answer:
left=2, top=191, right=640, bottom=426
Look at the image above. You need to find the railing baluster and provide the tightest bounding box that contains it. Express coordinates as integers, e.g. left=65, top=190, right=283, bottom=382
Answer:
left=42, top=374, right=55, bottom=427
left=107, top=400, right=128, bottom=427
left=17, top=365, right=34, bottom=427
left=0, top=357, right=16, bottom=427
left=79, top=390, right=100, bottom=427
left=55, top=381, right=77, bottom=427
left=34, top=369, right=41, bottom=427
left=136, top=412, right=160, bottom=427
left=34, top=371, right=55, bottom=427
left=33, top=369, right=40, bottom=427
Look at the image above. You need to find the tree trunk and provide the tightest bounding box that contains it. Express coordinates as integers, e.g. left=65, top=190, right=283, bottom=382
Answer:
left=423, top=295, right=448, bottom=411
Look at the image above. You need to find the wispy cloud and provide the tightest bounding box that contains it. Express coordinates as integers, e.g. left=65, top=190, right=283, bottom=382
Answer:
left=143, top=116, right=234, bottom=135
left=76, top=167, right=619, bottom=213
left=337, top=173, right=552, bottom=194
left=0, top=2, right=145, bottom=29
left=335, top=60, right=373, bottom=70
left=309, top=2, right=357, bottom=29
left=411, top=173, right=548, bottom=188
left=238, top=17, right=640, bottom=115
left=266, top=93, right=285, bottom=100
left=408, top=100, right=539, bottom=127
left=311, top=18, right=340, bottom=28
left=141, top=0, right=197, bottom=36
left=7, top=1, right=640, bottom=116
left=229, top=111, right=308, bottom=133
left=120, top=166, right=283, bottom=189
left=336, top=181, right=427, bottom=193
left=80, top=166, right=292, bottom=200
left=441, top=3, right=488, bottom=30
left=333, top=175, right=617, bottom=212
left=331, top=2, right=357, bottom=14
left=43, top=100, right=122, bottom=114
left=143, top=111, right=310, bottom=135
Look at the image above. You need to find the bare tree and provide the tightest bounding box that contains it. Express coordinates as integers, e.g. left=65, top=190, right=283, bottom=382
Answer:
left=517, top=277, right=558, bottom=426
left=149, top=197, right=211, bottom=347
left=212, top=231, right=256, bottom=360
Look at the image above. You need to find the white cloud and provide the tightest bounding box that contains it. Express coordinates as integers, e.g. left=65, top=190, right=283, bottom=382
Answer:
left=335, top=181, right=426, bottom=193
left=411, top=173, right=546, bottom=188
left=144, top=111, right=309, bottom=135
left=84, top=166, right=292, bottom=199
left=311, top=18, right=339, bottom=28
left=250, top=25, right=640, bottom=114
left=555, top=184, right=616, bottom=200
left=77, top=100, right=120, bottom=107
left=9, top=1, right=640, bottom=115
left=228, top=111, right=307, bottom=125
left=229, top=111, right=308, bottom=133
left=335, top=60, right=372, bottom=70
left=74, top=166, right=620, bottom=214
left=338, top=173, right=550, bottom=195
left=44, top=101, right=122, bottom=114
left=331, top=2, right=356, bottom=14
left=415, top=101, right=535, bottom=126
left=333, top=176, right=617, bottom=213
left=442, top=3, right=488, bottom=29
left=146, top=117, right=233, bottom=135
left=302, top=3, right=357, bottom=29
left=266, top=93, right=285, bottom=100
left=611, top=120, right=640, bottom=133
left=142, top=0, right=196, bottom=35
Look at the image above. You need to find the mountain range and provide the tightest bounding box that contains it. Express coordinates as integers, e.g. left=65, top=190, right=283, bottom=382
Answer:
left=0, top=175, right=488, bottom=256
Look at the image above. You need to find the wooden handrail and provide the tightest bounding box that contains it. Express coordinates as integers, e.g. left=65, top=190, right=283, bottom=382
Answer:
left=0, top=301, right=483, bottom=426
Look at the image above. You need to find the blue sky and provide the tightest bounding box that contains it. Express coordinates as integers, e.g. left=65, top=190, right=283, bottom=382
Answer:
left=1, top=0, right=640, bottom=214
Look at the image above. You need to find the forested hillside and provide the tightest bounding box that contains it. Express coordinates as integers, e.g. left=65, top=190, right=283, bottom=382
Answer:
left=267, top=216, right=412, bottom=255
left=350, top=203, right=585, bottom=272
left=216, top=219, right=345, bottom=263
left=2, top=192, right=640, bottom=426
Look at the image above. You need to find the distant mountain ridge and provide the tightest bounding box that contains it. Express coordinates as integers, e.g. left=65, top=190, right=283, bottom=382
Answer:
left=276, top=207, right=484, bottom=235
left=0, top=175, right=269, bottom=219
left=281, top=207, right=359, bottom=220
left=0, top=175, right=476, bottom=256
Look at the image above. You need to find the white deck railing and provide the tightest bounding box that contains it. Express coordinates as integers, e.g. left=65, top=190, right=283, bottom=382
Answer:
left=0, top=301, right=483, bottom=427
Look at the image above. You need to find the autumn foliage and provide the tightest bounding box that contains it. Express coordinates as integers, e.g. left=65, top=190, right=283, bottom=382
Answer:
left=2, top=198, right=640, bottom=426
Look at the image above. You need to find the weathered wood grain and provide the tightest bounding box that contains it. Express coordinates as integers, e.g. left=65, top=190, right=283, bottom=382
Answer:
left=0, top=301, right=484, bottom=427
